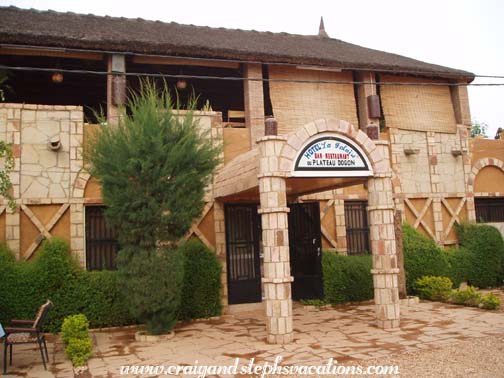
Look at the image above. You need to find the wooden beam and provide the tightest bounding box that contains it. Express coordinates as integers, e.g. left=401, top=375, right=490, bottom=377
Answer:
left=0, top=47, right=104, bottom=60
left=132, top=55, right=239, bottom=69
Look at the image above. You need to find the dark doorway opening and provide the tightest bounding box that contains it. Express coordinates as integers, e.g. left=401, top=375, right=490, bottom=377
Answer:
left=344, top=201, right=370, bottom=255
left=288, top=202, right=323, bottom=300
left=225, top=204, right=262, bottom=304
left=85, top=206, right=120, bottom=270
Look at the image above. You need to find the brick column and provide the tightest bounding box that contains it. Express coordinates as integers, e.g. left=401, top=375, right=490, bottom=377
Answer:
left=367, top=141, right=400, bottom=329
left=2, top=104, right=21, bottom=258
left=70, top=203, right=85, bottom=266
left=257, top=130, right=293, bottom=344
left=213, top=200, right=229, bottom=310
left=244, top=64, right=265, bottom=147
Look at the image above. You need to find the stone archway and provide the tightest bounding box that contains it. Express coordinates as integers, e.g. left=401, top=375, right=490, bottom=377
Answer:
left=257, top=119, right=400, bottom=344
left=467, top=158, right=504, bottom=221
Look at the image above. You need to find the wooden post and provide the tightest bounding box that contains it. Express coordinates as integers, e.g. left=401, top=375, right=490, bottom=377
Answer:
left=395, top=209, right=407, bottom=299
left=107, top=54, right=126, bottom=126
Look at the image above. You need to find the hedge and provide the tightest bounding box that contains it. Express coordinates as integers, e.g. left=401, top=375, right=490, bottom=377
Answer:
left=453, top=223, right=504, bottom=288
left=322, top=251, right=373, bottom=304
left=402, top=224, right=450, bottom=293
left=403, top=224, right=504, bottom=293
left=0, top=239, right=135, bottom=333
left=0, top=237, right=224, bottom=332
left=179, top=239, right=222, bottom=320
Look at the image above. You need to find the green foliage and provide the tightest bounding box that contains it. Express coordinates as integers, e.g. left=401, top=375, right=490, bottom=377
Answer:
left=64, top=338, right=93, bottom=367
left=0, top=141, right=15, bottom=210
left=0, top=239, right=135, bottom=333
left=455, top=223, right=504, bottom=288
left=414, top=276, right=453, bottom=301
left=84, top=80, right=221, bottom=248
left=479, top=293, right=501, bottom=310
left=470, top=120, right=488, bottom=138
left=322, top=251, right=373, bottom=304
left=449, top=286, right=482, bottom=306
left=446, top=247, right=473, bottom=287
left=61, top=314, right=92, bottom=367
left=179, top=239, right=222, bottom=320
left=403, top=224, right=450, bottom=293
left=300, top=299, right=328, bottom=307
left=117, top=246, right=184, bottom=335
left=61, top=314, right=90, bottom=344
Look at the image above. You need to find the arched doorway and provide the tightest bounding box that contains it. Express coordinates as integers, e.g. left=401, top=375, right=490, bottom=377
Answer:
left=257, top=119, right=400, bottom=344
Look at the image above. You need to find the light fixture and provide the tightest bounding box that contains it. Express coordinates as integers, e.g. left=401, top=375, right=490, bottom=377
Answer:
left=404, top=148, right=420, bottom=156
left=176, top=79, right=187, bottom=90
left=51, top=71, right=64, bottom=83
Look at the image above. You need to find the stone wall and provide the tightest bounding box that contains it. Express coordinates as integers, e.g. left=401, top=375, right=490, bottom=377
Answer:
left=0, top=103, right=83, bottom=260
left=0, top=103, right=224, bottom=267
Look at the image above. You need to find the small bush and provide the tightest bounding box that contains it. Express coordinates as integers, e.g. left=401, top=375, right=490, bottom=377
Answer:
left=61, top=314, right=92, bottom=367
left=322, top=252, right=373, bottom=304
left=449, top=286, right=482, bottom=307
left=61, top=314, right=89, bottom=344
left=64, top=338, right=92, bottom=367
left=117, top=246, right=184, bottom=335
left=479, top=293, right=501, bottom=310
left=179, top=239, right=222, bottom=320
left=403, top=225, right=450, bottom=293
left=414, top=276, right=453, bottom=301
left=455, top=224, right=504, bottom=288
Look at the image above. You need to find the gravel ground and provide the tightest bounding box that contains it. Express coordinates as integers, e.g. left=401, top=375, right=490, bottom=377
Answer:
left=357, top=335, right=504, bottom=378
left=260, top=336, right=504, bottom=378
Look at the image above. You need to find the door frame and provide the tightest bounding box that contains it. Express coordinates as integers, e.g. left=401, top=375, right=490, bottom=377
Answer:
left=288, top=201, right=324, bottom=300
left=224, top=203, right=262, bottom=304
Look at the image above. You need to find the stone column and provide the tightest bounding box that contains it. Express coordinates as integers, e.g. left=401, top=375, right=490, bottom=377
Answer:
left=244, top=63, right=265, bottom=147
left=367, top=141, right=400, bottom=329
left=257, top=120, right=293, bottom=344
left=2, top=104, right=21, bottom=258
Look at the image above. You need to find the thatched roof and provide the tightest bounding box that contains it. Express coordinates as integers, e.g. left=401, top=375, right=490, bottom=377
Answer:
left=0, top=6, right=474, bottom=80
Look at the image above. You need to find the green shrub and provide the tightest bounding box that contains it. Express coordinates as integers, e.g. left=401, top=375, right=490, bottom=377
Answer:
left=403, top=224, right=450, bottom=293
left=446, top=247, right=472, bottom=287
left=479, top=293, right=501, bottom=310
left=179, top=239, right=222, bottom=320
left=449, top=286, right=482, bottom=307
left=414, top=276, right=453, bottom=301
left=455, top=224, right=504, bottom=288
left=117, top=246, right=184, bottom=335
left=64, top=338, right=93, bottom=367
left=61, top=314, right=90, bottom=344
left=61, top=314, right=92, bottom=367
left=0, top=239, right=135, bottom=333
left=322, top=252, right=373, bottom=304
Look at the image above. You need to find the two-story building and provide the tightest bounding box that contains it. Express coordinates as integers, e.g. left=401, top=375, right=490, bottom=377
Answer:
left=0, top=6, right=503, bottom=344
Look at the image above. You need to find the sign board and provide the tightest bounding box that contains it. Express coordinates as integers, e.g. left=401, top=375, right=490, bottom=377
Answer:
left=293, top=136, right=373, bottom=177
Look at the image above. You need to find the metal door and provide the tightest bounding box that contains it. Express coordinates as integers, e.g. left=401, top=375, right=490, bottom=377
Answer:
left=344, top=201, right=370, bottom=255
left=85, top=206, right=120, bottom=270
left=288, top=202, right=323, bottom=300
left=225, top=204, right=262, bottom=304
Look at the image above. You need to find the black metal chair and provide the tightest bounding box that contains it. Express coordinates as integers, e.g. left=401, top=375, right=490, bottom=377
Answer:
left=2, top=300, right=53, bottom=375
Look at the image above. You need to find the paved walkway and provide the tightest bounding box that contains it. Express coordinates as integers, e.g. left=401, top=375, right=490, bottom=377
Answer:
left=2, top=299, right=504, bottom=377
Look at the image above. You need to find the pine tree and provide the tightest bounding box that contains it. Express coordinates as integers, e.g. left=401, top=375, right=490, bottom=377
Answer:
left=85, top=81, right=220, bottom=248
left=84, top=80, right=221, bottom=334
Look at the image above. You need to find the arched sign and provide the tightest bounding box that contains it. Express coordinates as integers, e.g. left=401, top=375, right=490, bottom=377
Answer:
left=293, top=135, right=373, bottom=178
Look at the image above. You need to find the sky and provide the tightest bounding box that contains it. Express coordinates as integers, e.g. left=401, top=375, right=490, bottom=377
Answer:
left=1, top=0, right=503, bottom=136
